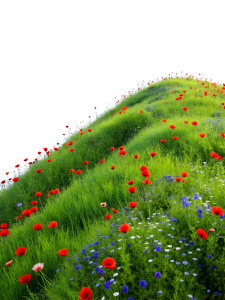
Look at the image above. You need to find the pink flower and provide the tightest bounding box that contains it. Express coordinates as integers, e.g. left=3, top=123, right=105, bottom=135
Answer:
left=32, top=263, right=44, bottom=272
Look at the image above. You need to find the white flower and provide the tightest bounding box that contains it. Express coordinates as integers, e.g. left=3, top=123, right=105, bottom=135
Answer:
left=113, top=292, right=119, bottom=296
left=32, top=263, right=44, bottom=272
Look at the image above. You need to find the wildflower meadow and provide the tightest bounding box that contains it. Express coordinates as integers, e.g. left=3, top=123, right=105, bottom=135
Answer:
left=1, top=74, right=225, bottom=299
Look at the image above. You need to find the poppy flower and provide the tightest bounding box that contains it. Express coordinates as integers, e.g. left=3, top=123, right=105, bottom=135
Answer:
left=128, top=186, right=136, bottom=193
left=33, top=224, right=42, bottom=230
left=30, top=207, right=37, bottom=214
left=1, top=223, right=7, bottom=229
left=140, top=165, right=148, bottom=171
left=46, top=194, right=50, bottom=197
left=134, top=154, right=139, bottom=158
left=170, top=125, right=176, bottom=129
left=13, top=178, right=19, bottom=182
left=68, top=141, right=73, bottom=146
left=35, top=192, right=42, bottom=197
left=161, top=140, right=166, bottom=143
left=54, top=148, right=58, bottom=151
left=17, top=215, right=22, bottom=219
left=128, top=180, right=134, bottom=185
left=30, top=201, right=37, bottom=206
left=192, top=121, right=198, bottom=126
left=19, top=274, right=31, bottom=284
left=5, top=260, right=13, bottom=266
left=105, top=214, right=111, bottom=220
left=221, top=133, right=225, bottom=138
left=119, top=146, right=124, bottom=150
left=47, top=159, right=51, bottom=162
left=15, top=247, right=27, bottom=256
left=70, top=169, right=74, bottom=173
left=184, top=121, right=188, bottom=124
left=142, top=178, right=151, bottom=184
left=140, top=110, right=143, bottom=113
left=130, top=201, right=137, bottom=208
left=70, top=148, right=74, bottom=152
left=172, top=137, right=178, bottom=140
left=80, top=129, right=83, bottom=131
left=199, top=133, right=206, bottom=138
left=38, top=151, right=41, bottom=155
left=111, top=165, right=115, bottom=170
left=182, top=179, right=185, bottom=183
left=141, top=169, right=151, bottom=177
left=32, top=263, right=44, bottom=272
left=0, top=229, right=10, bottom=238
left=197, top=228, right=208, bottom=239
left=100, top=159, right=104, bottom=163
left=162, top=119, right=167, bottom=122
left=58, top=249, right=68, bottom=256
left=1, top=180, right=5, bottom=184
left=76, top=170, right=82, bottom=174
left=24, top=158, right=28, bottom=162
left=112, top=208, right=118, bottom=213
left=48, top=221, right=57, bottom=228
left=150, top=152, right=156, bottom=157
left=79, top=287, right=93, bottom=300
left=54, top=189, right=60, bottom=194
left=88, top=129, right=92, bottom=132
left=36, top=169, right=42, bottom=173
left=183, top=107, right=188, bottom=110
left=43, top=148, right=48, bottom=151
left=119, top=223, right=130, bottom=233
left=211, top=206, right=224, bottom=216
left=80, top=132, right=84, bottom=135
left=181, top=172, right=188, bottom=177
left=15, top=164, right=20, bottom=168
left=102, top=257, right=116, bottom=270
left=110, top=147, right=115, bottom=151
left=84, top=161, right=89, bottom=165
left=119, top=149, right=127, bottom=156
left=22, top=209, right=32, bottom=217
left=49, top=190, right=55, bottom=195
left=101, top=202, right=107, bottom=207
left=175, top=177, right=181, bottom=182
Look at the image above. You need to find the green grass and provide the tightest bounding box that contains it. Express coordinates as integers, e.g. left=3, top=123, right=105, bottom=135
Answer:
left=1, top=76, right=225, bottom=299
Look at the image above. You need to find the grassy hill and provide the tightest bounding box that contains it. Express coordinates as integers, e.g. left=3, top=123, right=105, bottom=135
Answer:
left=1, top=76, right=225, bottom=300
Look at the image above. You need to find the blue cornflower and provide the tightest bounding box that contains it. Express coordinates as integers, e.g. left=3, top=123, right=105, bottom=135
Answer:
left=69, top=278, right=73, bottom=281
left=198, top=208, right=203, bottom=214
left=144, top=250, right=148, bottom=253
left=155, top=272, right=161, bottom=278
left=95, top=267, right=99, bottom=273
left=56, top=269, right=60, bottom=272
left=85, top=256, right=90, bottom=261
left=122, top=285, right=129, bottom=293
left=128, top=298, right=133, bottom=300
left=198, top=214, right=203, bottom=218
left=155, top=246, right=161, bottom=252
left=208, top=255, right=212, bottom=258
left=99, top=269, right=104, bottom=275
left=181, top=238, right=185, bottom=242
left=95, top=283, right=100, bottom=287
left=104, top=280, right=111, bottom=290
left=158, top=291, right=162, bottom=294
left=95, top=241, right=100, bottom=245
left=112, top=242, right=115, bottom=245
left=127, top=244, right=131, bottom=248
left=101, top=247, right=105, bottom=251
left=76, top=265, right=82, bottom=271
left=183, top=261, right=188, bottom=265
left=93, top=252, right=99, bottom=259
left=81, top=248, right=86, bottom=255
left=139, top=280, right=147, bottom=287
left=17, top=203, right=23, bottom=207
left=190, top=242, right=195, bottom=245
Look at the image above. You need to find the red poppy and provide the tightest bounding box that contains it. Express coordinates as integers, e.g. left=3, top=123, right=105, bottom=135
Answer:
left=134, top=154, right=139, bottom=158
left=58, top=249, right=68, bottom=256
left=172, top=137, right=178, bottom=140
left=80, top=132, right=84, bottom=135
left=36, top=169, right=42, bottom=173
left=119, top=149, right=127, bottom=156
left=49, top=190, right=55, bottom=195
left=1, top=223, right=7, bottom=229
left=17, top=215, right=22, bottom=219
left=175, top=177, right=181, bottom=182
left=38, top=151, right=41, bottom=155
left=161, top=140, right=166, bottom=143
left=100, top=159, right=104, bottom=163
left=79, top=287, right=93, bottom=300
left=140, top=110, right=143, bottom=113
left=130, top=201, right=137, bottom=208
left=128, top=186, right=136, bottom=193
left=128, top=180, right=134, bottom=185
left=221, top=133, right=225, bottom=138
left=48, top=221, right=57, bottom=228
left=15, top=247, right=27, bottom=256
left=54, top=148, right=58, bottom=151
left=199, top=133, right=206, bottom=138
left=119, top=146, right=124, bottom=150
left=5, top=260, right=13, bottom=266
left=47, top=159, right=51, bottom=162
left=105, top=214, right=111, bottom=220
left=70, top=169, right=74, bottom=173
left=15, top=164, right=20, bottom=168
left=162, top=119, right=167, bottom=122
left=68, top=141, right=73, bottom=146
left=35, top=192, right=42, bottom=197
left=70, top=148, right=74, bottom=152
left=112, top=208, right=118, bottom=213
left=183, top=107, right=188, bottom=111
left=140, top=165, right=148, bottom=171
left=33, top=224, right=42, bottom=230
left=43, top=148, right=48, bottom=151
left=13, top=177, right=19, bottom=182
left=84, top=161, right=89, bottom=165
left=88, top=129, right=92, bottom=132
left=150, top=152, right=156, bottom=157
left=181, top=172, right=188, bottom=177
left=0, top=229, right=10, bottom=238
left=111, top=165, right=115, bottom=170
left=184, top=121, right=188, bottom=124
left=192, top=121, right=198, bottom=126
left=30, top=201, right=38, bottom=205
left=24, top=158, right=28, bottom=162
left=170, top=125, right=176, bottom=129
left=141, top=169, right=151, bottom=177
left=1, top=180, right=5, bottom=184
left=197, top=228, right=208, bottom=239
left=22, top=209, right=32, bottom=217
left=76, top=170, right=82, bottom=174
left=102, top=257, right=116, bottom=270
left=80, top=129, right=83, bottom=131
left=110, top=147, right=115, bottom=151
left=142, top=178, right=151, bottom=184
left=19, top=274, right=31, bottom=284
left=54, top=189, right=60, bottom=194
left=46, top=194, right=50, bottom=197
left=30, top=207, right=37, bottom=213
left=211, top=206, right=224, bottom=216
left=119, top=223, right=130, bottom=233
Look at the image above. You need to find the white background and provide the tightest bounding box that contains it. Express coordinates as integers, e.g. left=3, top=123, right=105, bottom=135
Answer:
left=0, top=0, right=225, bottom=185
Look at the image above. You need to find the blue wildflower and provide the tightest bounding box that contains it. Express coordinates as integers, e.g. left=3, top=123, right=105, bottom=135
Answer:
left=139, top=280, right=147, bottom=287
left=122, top=285, right=129, bottom=293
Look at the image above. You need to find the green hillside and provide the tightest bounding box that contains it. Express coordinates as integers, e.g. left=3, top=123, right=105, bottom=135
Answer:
left=1, top=76, right=225, bottom=300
